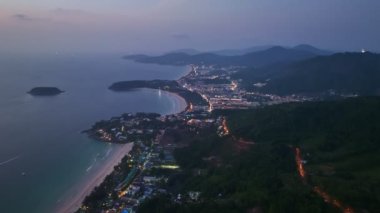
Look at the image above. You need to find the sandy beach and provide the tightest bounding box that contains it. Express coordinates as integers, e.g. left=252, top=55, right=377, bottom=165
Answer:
left=55, top=81, right=187, bottom=213
left=56, top=143, right=134, bottom=213
left=161, top=90, right=189, bottom=114
left=161, top=65, right=192, bottom=115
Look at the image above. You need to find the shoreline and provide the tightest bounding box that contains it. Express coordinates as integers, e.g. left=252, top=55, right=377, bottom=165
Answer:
left=57, top=65, right=191, bottom=212
left=55, top=143, right=134, bottom=213
left=161, top=90, right=189, bottom=114
left=56, top=84, right=189, bottom=213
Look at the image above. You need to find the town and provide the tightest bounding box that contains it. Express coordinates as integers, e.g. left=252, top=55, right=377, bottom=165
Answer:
left=80, top=108, right=230, bottom=213
left=178, top=65, right=313, bottom=111
left=78, top=64, right=311, bottom=213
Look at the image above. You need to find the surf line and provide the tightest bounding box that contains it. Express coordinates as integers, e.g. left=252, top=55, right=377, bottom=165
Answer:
left=0, top=155, right=20, bottom=166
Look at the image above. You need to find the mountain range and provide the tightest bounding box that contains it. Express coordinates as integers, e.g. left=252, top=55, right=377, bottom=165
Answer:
left=166, top=44, right=332, bottom=56
left=124, top=45, right=331, bottom=68
left=234, top=52, right=380, bottom=96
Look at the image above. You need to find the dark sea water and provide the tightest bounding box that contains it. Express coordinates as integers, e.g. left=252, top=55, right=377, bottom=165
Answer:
left=0, top=53, right=187, bottom=213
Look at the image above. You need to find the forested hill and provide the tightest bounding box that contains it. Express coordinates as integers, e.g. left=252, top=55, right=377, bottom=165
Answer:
left=234, top=52, right=380, bottom=96
left=139, top=97, right=380, bottom=213
left=227, top=97, right=380, bottom=146
left=124, top=46, right=318, bottom=68
left=224, top=97, right=380, bottom=212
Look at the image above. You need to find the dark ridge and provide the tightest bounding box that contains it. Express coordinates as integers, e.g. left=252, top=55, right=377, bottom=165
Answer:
left=234, top=52, right=380, bottom=96
left=124, top=45, right=319, bottom=67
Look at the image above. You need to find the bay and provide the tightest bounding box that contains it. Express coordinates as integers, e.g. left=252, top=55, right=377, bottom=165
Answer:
left=0, top=53, right=187, bottom=213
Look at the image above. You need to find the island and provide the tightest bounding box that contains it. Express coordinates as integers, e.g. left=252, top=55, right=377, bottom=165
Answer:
left=28, top=87, right=64, bottom=96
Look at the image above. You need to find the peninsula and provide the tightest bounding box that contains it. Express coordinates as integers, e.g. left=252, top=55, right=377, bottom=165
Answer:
left=28, top=87, right=64, bottom=96
left=109, top=80, right=208, bottom=106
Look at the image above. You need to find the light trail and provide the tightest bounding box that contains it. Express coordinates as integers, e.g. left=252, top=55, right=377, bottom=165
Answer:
left=222, top=117, right=230, bottom=135
left=294, top=148, right=354, bottom=213
left=208, top=103, right=213, bottom=112
left=230, top=81, right=238, bottom=91
left=295, top=148, right=306, bottom=179
left=313, top=186, right=354, bottom=213
left=187, top=102, right=193, bottom=112
left=200, top=94, right=213, bottom=112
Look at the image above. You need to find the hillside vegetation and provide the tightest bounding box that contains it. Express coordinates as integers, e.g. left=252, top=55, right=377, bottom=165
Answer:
left=234, top=52, right=380, bottom=96
left=139, top=97, right=380, bottom=213
left=226, top=97, right=380, bottom=212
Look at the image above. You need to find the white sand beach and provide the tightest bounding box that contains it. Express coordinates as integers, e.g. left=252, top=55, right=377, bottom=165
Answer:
left=56, top=86, right=187, bottom=213
left=162, top=90, right=189, bottom=114
left=56, top=143, right=133, bottom=213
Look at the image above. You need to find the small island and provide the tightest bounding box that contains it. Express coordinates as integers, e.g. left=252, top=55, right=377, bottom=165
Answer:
left=28, top=87, right=64, bottom=96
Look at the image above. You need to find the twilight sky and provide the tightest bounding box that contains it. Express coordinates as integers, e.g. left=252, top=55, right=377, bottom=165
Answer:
left=1, top=0, right=379, bottom=54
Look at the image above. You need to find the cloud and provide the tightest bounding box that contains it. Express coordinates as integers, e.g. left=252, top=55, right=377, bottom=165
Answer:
left=11, top=14, right=49, bottom=22
left=172, top=34, right=190, bottom=40
left=12, top=14, right=34, bottom=21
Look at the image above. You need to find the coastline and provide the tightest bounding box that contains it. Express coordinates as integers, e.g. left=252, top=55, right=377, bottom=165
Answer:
left=161, top=90, right=189, bottom=114
left=165, top=64, right=192, bottom=113
left=57, top=65, right=191, bottom=212
left=56, top=87, right=188, bottom=213
left=56, top=143, right=134, bottom=213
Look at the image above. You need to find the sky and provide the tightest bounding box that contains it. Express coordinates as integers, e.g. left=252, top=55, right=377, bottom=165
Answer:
left=0, top=0, right=379, bottom=54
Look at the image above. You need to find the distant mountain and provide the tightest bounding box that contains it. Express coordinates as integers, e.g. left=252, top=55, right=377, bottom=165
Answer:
left=124, top=46, right=318, bottom=68
left=293, top=44, right=332, bottom=55
left=233, top=46, right=317, bottom=67
left=235, top=52, right=380, bottom=96
left=211, top=45, right=276, bottom=56
left=166, top=48, right=201, bottom=55
left=160, top=46, right=275, bottom=56
left=163, top=45, right=331, bottom=56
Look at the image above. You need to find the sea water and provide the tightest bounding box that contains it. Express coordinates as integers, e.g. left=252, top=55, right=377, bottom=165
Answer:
left=0, top=53, right=187, bottom=213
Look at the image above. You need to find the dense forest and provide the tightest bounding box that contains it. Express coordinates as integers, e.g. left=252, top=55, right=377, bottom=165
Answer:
left=234, top=52, right=380, bottom=96
left=139, top=97, right=380, bottom=213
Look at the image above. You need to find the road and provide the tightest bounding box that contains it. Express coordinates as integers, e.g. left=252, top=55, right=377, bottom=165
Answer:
left=295, top=147, right=354, bottom=213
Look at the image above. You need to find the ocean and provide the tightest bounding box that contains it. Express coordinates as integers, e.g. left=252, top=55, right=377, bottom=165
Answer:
left=0, top=53, right=187, bottom=213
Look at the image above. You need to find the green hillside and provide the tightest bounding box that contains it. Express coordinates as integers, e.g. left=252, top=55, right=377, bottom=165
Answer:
left=139, top=97, right=380, bottom=213
left=234, top=52, right=380, bottom=96
left=226, top=97, right=380, bottom=212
